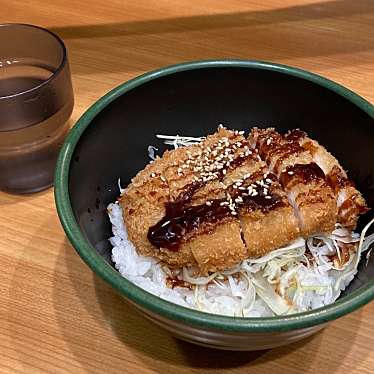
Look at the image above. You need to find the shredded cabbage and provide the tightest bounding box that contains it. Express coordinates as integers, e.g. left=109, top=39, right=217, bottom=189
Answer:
left=156, top=134, right=205, bottom=149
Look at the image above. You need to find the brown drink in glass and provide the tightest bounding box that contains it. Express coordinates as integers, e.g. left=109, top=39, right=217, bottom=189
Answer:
left=0, top=24, right=74, bottom=193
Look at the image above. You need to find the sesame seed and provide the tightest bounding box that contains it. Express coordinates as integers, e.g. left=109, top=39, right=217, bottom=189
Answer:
left=231, top=211, right=238, bottom=216
left=266, top=178, right=272, bottom=183
left=160, top=176, right=166, bottom=182
left=265, top=195, right=272, bottom=199
left=150, top=172, right=156, bottom=177
left=238, top=131, right=245, bottom=135
left=223, top=169, right=227, bottom=175
left=288, top=171, right=294, bottom=175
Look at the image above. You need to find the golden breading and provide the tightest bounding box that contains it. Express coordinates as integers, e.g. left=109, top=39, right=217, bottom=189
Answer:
left=222, top=153, right=300, bottom=256
left=163, top=127, right=246, bottom=201
left=182, top=220, right=247, bottom=274
left=290, top=183, right=337, bottom=235
left=120, top=156, right=170, bottom=258
left=240, top=206, right=300, bottom=257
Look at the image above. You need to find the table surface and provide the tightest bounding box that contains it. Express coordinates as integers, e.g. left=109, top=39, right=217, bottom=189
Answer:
left=1, top=1, right=374, bottom=373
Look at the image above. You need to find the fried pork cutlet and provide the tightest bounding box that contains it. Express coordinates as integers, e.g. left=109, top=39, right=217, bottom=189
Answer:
left=284, top=129, right=368, bottom=229
left=249, top=128, right=338, bottom=236
left=120, top=127, right=368, bottom=274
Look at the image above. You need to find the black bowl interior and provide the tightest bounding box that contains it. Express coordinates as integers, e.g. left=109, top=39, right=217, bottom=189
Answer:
left=68, top=66, right=374, bottom=297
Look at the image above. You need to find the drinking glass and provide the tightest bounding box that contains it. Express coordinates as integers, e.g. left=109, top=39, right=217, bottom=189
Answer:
left=0, top=23, right=74, bottom=193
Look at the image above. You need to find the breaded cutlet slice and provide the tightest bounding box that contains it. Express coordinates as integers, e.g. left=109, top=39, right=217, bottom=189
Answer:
left=160, top=127, right=249, bottom=273
left=284, top=129, right=368, bottom=229
left=249, top=128, right=314, bottom=176
left=163, top=127, right=246, bottom=201
left=180, top=220, right=246, bottom=274
left=120, top=150, right=197, bottom=267
left=221, top=154, right=300, bottom=257
left=249, top=128, right=337, bottom=236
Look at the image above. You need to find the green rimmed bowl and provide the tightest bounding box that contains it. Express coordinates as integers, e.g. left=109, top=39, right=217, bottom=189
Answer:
left=55, top=60, right=374, bottom=350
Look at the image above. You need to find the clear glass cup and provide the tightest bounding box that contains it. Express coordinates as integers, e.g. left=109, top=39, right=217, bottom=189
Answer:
left=0, top=23, right=74, bottom=194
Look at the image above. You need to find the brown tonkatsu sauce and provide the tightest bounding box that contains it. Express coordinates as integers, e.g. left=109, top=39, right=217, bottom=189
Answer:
left=280, top=162, right=325, bottom=187
left=148, top=186, right=284, bottom=251
left=326, top=166, right=354, bottom=192
left=166, top=276, right=192, bottom=289
left=284, top=129, right=306, bottom=142
left=148, top=199, right=233, bottom=250
left=338, top=198, right=369, bottom=216
left=272, top=143, right=304, bottom=173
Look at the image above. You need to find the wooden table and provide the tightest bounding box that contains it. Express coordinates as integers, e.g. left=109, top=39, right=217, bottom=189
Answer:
left=1, top=1, right=373, bottom=372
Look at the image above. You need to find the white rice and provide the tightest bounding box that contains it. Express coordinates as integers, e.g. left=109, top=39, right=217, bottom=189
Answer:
left=108, top=201, right=374, bottom=317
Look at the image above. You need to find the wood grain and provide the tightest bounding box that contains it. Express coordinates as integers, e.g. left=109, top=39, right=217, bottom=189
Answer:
left=0, top=0, right=373, bottom=372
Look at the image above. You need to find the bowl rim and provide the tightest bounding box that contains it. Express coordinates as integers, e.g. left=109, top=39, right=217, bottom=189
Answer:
left=55, top=59, right=374, bottom=332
